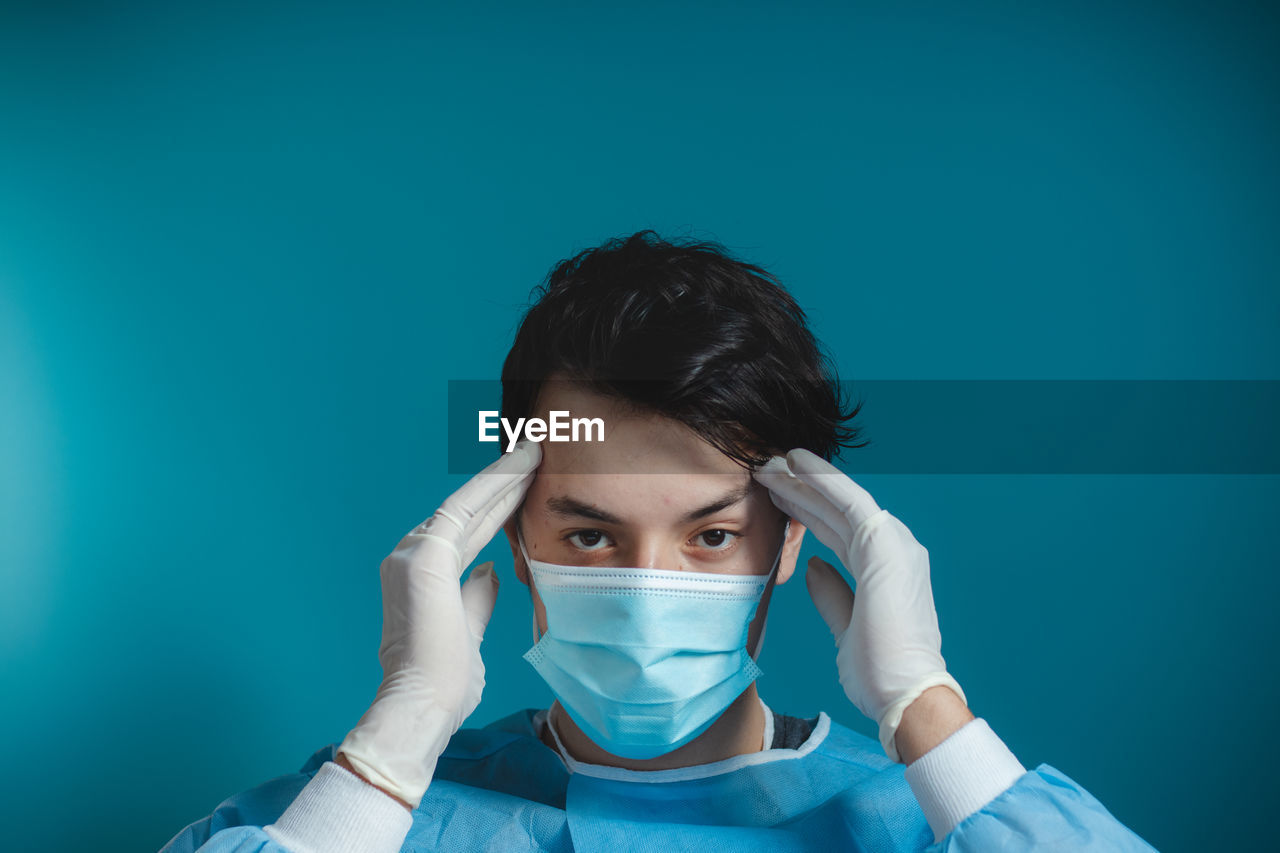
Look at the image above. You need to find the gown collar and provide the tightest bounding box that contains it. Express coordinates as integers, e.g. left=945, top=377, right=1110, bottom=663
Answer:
left=535, top=696, right=831, bottom=784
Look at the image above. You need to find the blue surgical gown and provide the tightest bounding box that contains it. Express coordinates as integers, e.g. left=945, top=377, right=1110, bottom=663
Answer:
left=162, top=708, right=1158, bottom=852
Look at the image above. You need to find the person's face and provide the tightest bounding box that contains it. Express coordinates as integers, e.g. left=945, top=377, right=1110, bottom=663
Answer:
left=504, top=379, right=808, bottom=654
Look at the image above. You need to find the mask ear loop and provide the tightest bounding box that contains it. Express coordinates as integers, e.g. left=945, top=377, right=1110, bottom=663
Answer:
left=749, top=519, right=791, bottom=661
left=516, top=524, right=544, bottom=645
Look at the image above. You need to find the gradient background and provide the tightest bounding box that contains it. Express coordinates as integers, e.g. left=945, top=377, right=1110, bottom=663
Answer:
left=2, top=2, right=1276, bottom=851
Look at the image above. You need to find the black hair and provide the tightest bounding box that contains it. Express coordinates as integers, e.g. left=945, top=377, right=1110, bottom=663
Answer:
left=500, top=230, right=867, bottom=468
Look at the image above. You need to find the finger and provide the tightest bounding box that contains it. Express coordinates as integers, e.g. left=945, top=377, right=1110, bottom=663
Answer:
left=805, top=556, right=855, bottom=641
left=784, top=449, right=882, bottom=528
left=405, top=474, right=538, bottom=579
left=416, top=441, right=542, bottom=538
left=754, top=457, right=853, bottom=555
left=755, top=455, right=849, bottom=525
left=452, top=448, right=542, bottom=545
left=459, top=562, right=499, bottom=642
left=769, top=492, right=851, bottom=560
left=402, top=444, right=540, bottom=580
left=457, top=474, right=533, bottom=570
left=440, top=440, right=541, bottom=533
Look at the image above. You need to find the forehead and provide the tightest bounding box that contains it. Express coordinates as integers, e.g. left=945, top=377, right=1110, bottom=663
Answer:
left=525, top=381, right=761, bottom=514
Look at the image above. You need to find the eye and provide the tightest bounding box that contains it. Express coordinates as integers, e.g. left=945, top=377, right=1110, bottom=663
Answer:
left=566, top=529, right=612, bottom=552
left=694, top=529, right=738, bottom=550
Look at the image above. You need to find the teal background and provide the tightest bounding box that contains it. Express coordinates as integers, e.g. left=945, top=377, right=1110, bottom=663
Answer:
left=1, top=2, right=1276, bottom=851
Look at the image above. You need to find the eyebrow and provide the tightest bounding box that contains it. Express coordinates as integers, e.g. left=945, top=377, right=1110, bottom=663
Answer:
left=545, top=481, right=754, bottom=525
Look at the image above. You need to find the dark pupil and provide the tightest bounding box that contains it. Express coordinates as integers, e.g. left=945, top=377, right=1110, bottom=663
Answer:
left=579, top=530, right=603, bottom=547
left=703, top=530, right=725, bottom=546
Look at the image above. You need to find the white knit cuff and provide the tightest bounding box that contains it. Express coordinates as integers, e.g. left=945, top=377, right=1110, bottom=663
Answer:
left=902, top=718, right=1027, bottom=843
left=264, top=761, right=414, bottom=853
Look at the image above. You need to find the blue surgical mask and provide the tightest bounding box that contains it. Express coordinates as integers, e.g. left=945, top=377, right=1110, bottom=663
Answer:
left=518, top=521, right=790, bottom=760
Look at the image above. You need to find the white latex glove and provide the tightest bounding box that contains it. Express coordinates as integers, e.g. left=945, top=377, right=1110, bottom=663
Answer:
left=753, top=448, right=966, bottom=763
left=337, top=440, right=541, bottom=808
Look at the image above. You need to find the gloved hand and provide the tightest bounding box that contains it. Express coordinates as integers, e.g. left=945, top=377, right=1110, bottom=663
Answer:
left=337, top=440, right=541, bottom=808
left=753, top=448, right=966, bottom=763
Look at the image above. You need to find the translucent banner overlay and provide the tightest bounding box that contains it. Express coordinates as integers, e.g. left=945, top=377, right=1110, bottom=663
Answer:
left=448, top=380, right=1280, bottom=474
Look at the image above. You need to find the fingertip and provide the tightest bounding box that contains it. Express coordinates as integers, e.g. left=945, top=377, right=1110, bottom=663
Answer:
left=804, top=555, right=855, bottom=639
left=464, top=561, right=498, bottom=591
left=514, top=439, right=543, bottom=464
left=461, top=562, right=500, bottom=640
left=803, top=550, right=824, bottom=584
left=804, top=555, right=830, bottom=588
left=753, top=455, right=793, bottom=482
left=785, top=447, right=826, bottom=475
left=806, top=554, right=833, bottom=572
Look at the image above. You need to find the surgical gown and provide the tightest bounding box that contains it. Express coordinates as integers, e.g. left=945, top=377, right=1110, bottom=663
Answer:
left=161, top=707, right=1159, bottom=852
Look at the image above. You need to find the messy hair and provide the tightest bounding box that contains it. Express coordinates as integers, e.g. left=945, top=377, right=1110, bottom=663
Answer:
left=500, top=230, right=867, bottom=467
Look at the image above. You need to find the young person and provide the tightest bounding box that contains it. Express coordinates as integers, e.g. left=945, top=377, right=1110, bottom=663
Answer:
left=163, top=231, right=1157, bottom=851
